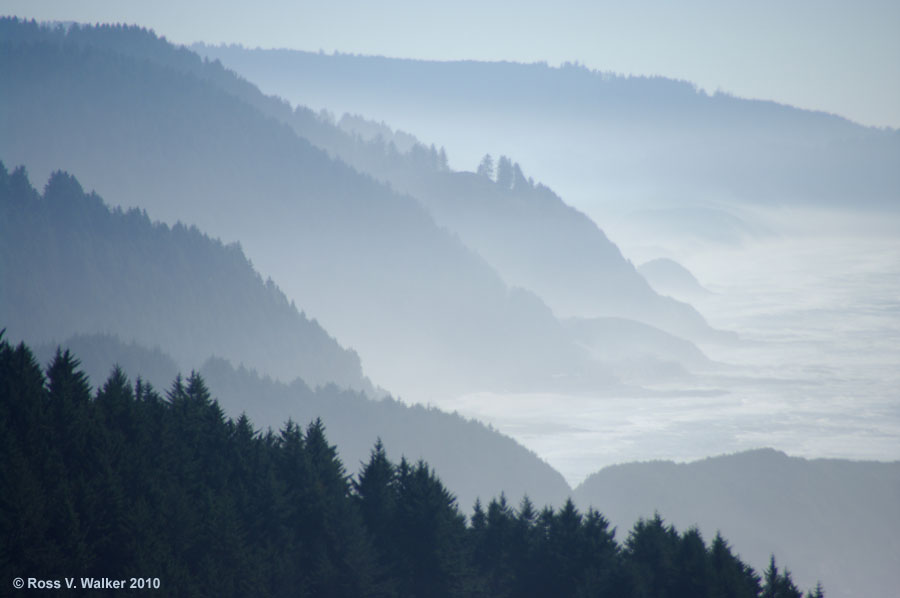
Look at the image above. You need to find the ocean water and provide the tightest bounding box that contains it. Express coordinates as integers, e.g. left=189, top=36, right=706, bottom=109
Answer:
left=425, top=217, right=900, bottom=487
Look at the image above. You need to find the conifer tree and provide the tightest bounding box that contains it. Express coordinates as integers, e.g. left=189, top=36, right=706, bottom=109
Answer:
left=395, top=458, right=469, bottom=598
left=673, top=527, right=710, bottom=598
left=496, top=156, right=514, bottom=189
left=708, top=532, right=761, bottom=598
left=477, top=154, right=495, bottom=179
left=512, top=162, right=530, bottom=191
left=806, top=581, right=825, bottom=598
left=0, top=338, right=55, bottom=583
left=624, top=513, right=679, bottom=598
left=354, top=439, right=400, bottom=597
left=355, top=439, right=398, bottom=544
left=762, top=555, right=804, bottom=598
left=477, top=494, right=516, bottom=597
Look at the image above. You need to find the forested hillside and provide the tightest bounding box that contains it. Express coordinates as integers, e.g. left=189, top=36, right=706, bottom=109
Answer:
left=26, top=331, right=571, bottom=511
left=193, top=44, right=900, bottom=210
left=575, top=449, right=899, bottom=598
left=0, top=337, right=815, bottom=597
left=262, top=102, right=722, bottom=341
left=0, top=18, right=605, bottom=398
left=354, top=160, right=723, bottom=341
left=186, top=38, right=723, bottom=342
left=0, top=163, right=368, bottom=391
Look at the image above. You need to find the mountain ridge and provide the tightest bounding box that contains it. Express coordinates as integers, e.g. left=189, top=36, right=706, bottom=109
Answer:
left=574, top=448, right=900, bottom=598
left=0, top=163, right=371, bottom=391
left=193, top=43, right=899, bottom=213
left=0, top=19, right=608, bottom=399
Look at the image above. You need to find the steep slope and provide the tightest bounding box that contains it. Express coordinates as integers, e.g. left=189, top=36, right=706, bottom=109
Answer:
left=199, top=355, right=572, bottom=511
left=0, top=164, right=370, bottom=391
left=574, top=449, right=900, bottom=598
left=175, top=41, right=725, bottom=341
left=0, top=20, right=603, bottom=399
left=193, top=45, right=900, bottom=212
left=166, top=44, right=726, bottom=340
left=1, top=21, right=722, bottom=343
left=374, top=165, right=722, bottom=340
left=26, top=332, right=572, bottom=510
left=293, top=113, right=725, bottom=341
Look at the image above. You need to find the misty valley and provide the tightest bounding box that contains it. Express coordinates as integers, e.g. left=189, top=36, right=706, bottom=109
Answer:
left=2, top=17, right=899, bottom=598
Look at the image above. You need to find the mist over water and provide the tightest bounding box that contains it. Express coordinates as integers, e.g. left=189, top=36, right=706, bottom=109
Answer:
left=425, top=208, right=900, bottom=486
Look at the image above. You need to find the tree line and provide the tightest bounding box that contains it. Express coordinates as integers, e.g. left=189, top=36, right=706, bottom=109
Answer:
left=0, top=336, right=817, bottom=597
left=0, top=162, right=368, bottom=391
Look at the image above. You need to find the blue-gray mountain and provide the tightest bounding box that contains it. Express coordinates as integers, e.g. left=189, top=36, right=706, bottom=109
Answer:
left=193, top=44, right=900, bottom=212
left=181, top=46, right=728, bottom=343
left=0, top=18, right=610, bottom=399
left=329, top=150, right=724, bottom=342
left=0, top=164, right=369, bottom=391
left=574, top=449, right=900, bottom=598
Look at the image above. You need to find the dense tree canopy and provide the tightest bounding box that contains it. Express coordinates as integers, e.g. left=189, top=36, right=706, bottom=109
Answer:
left=0, top=336, right=816, bottom=597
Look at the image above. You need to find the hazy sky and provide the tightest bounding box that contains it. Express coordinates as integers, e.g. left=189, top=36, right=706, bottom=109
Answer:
left=6, top=0, right=900, bottom=129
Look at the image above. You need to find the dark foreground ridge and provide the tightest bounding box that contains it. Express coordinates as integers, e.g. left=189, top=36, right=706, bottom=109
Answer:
left=0, top=336, right=819, bottom=597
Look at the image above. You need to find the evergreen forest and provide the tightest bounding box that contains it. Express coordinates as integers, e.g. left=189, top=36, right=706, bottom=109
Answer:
left=0, top=336, right=816, bottom=598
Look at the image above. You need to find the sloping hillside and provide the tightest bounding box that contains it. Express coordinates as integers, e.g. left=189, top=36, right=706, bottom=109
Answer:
left=0, top=19, right=604, bottom=398
left=574, top=449, right=900, bottom=598
left=375, top=165, right=721, bottom=341
left=26, top=332, right=572, bottom=510
left=0, top=164, right=369, bottom=391
left=193, top=45, right=900, bottom=211
left=0, top=20, right=721, bottom=346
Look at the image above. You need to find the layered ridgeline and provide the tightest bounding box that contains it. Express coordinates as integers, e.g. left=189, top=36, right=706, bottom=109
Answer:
left=192, top=44, right=899, bottom=215
left=574, top=449, right=900, bottom=598
left=174, top=39, right=726, bottom=343
left=0, top=338, right=815, bottom=598
left=0, top=19, right=604, bottom=398
left=0, top=163, right=367, bottom=391
left=0, top=164, right=569, bottom=509
left=0, top=18, right=722, bottom=381
left=292, top=121, right=722, bottom=342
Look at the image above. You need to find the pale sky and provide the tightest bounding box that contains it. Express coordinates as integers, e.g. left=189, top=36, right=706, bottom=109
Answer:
left=5, top=0, right=900, bottom=129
